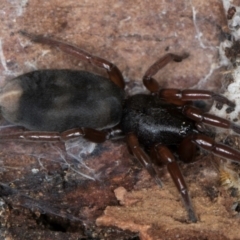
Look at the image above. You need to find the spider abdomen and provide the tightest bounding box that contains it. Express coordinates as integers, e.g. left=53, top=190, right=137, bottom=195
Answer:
left=0, top=70, right=124, bottom=132
left=121, top=94, right=195, bottom=147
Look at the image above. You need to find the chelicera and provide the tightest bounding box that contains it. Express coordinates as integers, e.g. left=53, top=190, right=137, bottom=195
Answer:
left=2, top=31, right=240, bottom=223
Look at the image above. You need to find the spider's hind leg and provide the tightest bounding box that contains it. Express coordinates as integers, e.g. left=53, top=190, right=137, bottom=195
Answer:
left=20, top=31, right=125, bottom=89
left=0, top=127, right=109, bottom=143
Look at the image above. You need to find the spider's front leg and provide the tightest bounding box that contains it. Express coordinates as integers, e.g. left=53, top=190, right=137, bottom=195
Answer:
left=20, top=31, right=125, bottom=89
left=158, top=89, right=235, bottom=108
left=182, top=105, right=240, bottom=135
left=189, top=133, right=240, bottom=164
left=126, top=132, right=197, bottom=222
left=143, top=53, right=189, bottom=92
left=143, top=53, right=235, bottom=108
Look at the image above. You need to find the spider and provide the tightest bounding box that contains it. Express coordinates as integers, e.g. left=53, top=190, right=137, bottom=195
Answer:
left=1, top=31, right=240, bottom=223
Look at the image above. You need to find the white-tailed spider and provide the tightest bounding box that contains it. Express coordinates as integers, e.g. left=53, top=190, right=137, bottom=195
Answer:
left=1, top=31, right=240, bottom=222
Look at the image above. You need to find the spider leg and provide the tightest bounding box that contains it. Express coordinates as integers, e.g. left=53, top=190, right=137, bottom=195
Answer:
left=20, top=31, right=125, bottom=89
left=143, top=53, right=188, bottom=92
left=126, top=132, right=163, bottom=187
left=0, top=127, right=110, bottom=143
left=153, top=144, right=197, bottom=222
left=127, top=133, right=197, bottom=222
left=178, top=135, right=197, bottom=163
left=158, top=89, right=235, bottom=108
left=142, top=53, right=235, bottom=108
left=191, top=133, right=240, bottom=163
left=182, top=105, right=240, bottom=134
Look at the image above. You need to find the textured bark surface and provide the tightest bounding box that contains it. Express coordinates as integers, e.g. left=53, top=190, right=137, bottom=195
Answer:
left=1, top=0, right=240, bottom=239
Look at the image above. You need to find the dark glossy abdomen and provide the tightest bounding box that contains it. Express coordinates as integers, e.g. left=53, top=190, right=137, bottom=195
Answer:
left=7, top=70, right=124, bottom=131
left=121, top=94, right=195, bottom=148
